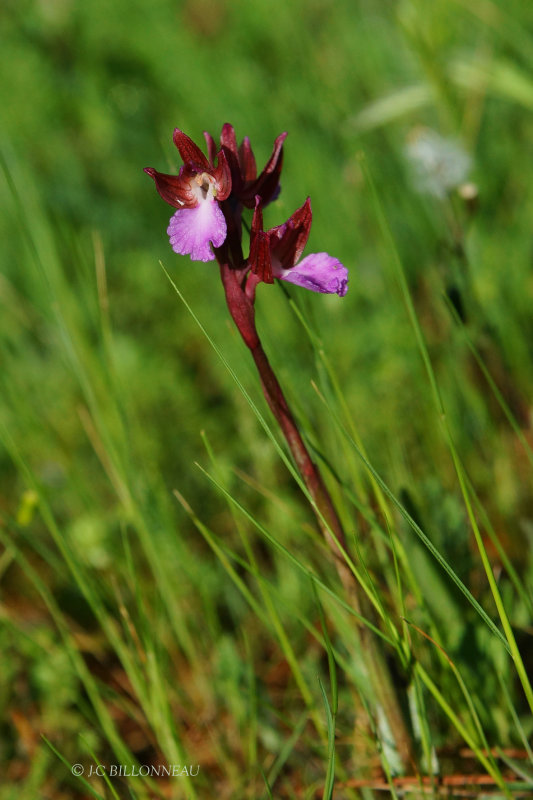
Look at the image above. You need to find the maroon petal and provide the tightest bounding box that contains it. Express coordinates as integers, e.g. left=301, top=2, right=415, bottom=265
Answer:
left=144, top=167, right=197, bottom=209
left=220, top=123, right=244, bottom=192
left=203, top=130, right=217, bottom=165
left=268, top=197, right=312, bottom=269
left=172, top=129, right=210, bottom=170
left=249, top=200, right=273, bottom=283
left=220, top=123, right=239, bottom=159
left=211, top=149, right=232, bottom=201
left=239, top=136, right=257, bottom=182
left=250, top=230, right=273, bottom=284
left=242, top=131, right=287, bottom=208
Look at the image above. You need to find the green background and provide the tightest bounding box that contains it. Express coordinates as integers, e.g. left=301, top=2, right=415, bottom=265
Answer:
left=2, top=0, right=533, bottom=796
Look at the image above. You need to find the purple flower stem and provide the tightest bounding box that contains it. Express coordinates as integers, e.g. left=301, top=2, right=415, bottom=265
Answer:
left=251, top=342, right=346, bottom=540
left=219, top=261, right=414, bottom=770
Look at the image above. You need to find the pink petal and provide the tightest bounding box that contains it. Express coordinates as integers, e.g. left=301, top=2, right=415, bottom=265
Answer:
left=167, top=199, right=227, bottom=262
left=276, top=252, right=348, bottom=297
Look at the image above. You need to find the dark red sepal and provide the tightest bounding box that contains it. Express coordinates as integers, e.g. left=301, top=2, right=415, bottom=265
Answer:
left=249, top=200, right=274, bottom=283
left=268, top=197, right=312, bottom=268
left=211, top=149, right=232, bottom=201
left=250, top=231, right=273, bottom=283
left=241, top=132, right=287, bottom=208
left=172, top=129, right=210, bottom=170
left=239, top=136, right=257, bottom=182
left=203, top=130, right=217, bottom=165
left=143, top=167, right=196, bottom=209
left=220, top=123, right=244, bottom=194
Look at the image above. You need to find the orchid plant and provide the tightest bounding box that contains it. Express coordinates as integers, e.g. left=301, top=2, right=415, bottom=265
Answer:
left=145, top=124, right=348, bottom=295
left=145, top=125, right=413, bottom=772
left=145, top=124, right=353, bottom=570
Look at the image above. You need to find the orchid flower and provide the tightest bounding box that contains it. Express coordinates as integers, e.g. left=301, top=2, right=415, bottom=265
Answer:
left=144, top=129, right=231, bottom=262
left=145, top=125, right=288, bottom=264
left=249, top=197, right=348, bottom=297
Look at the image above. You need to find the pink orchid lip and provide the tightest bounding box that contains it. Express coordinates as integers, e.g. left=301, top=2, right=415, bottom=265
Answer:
left=167, top=198, right=227, bottom=263
left=276, top=252, right=349, bottom=297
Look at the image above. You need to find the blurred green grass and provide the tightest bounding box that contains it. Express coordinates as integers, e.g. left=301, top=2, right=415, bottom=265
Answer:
left=1, top=0, right=533, bottom=797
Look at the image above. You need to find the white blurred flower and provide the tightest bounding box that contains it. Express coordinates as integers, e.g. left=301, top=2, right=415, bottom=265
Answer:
left=405, top=128, right=472, bottom=198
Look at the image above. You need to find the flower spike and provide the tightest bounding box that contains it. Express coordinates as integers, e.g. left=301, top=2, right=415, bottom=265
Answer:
left=145, top=125, right=346, bottom=292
